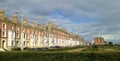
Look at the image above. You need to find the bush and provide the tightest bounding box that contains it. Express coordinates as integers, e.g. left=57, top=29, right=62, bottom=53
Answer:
left=11, top=47, right=21, bottom=51
left=92, top=45, right=99, bottom=51
left=23, top=47, right=30, bottom=50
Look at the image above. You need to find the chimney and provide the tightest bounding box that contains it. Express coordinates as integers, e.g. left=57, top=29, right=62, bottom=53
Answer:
left=38, top=24, right=41, bottom=26
left=37, top=24, right=42, bottom=29
left=41, top=24, right=46, bottom=30
left=0, top=9, right=4, bottom=19
left=23, top=18, right=27, bottom=25
left=12, top=13, right=18, bottom=23
left=31, top=21, right=35, bottom=27
left=61, top=28, right=67, bottom=32
left=53, top=23, right=58, bottom=28
left=48, top=22, right=52, bottom=25
left=48, top=22, right=52, bottom=32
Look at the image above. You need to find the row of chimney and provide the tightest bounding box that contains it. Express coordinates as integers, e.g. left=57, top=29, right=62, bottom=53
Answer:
left=0, top=9, right=35, bottom=27
left=0, top=9, right=67, bottom=32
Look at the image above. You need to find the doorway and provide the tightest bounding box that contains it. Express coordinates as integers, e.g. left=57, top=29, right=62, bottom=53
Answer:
left=2, top=40, right=5, bottom=49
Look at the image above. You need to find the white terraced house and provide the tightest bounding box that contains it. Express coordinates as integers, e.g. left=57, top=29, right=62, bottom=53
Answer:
left=0, top=9, right=84, bottom=51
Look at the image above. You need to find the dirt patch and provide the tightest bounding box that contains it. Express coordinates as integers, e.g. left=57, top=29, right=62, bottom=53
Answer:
left=105, top=49, right=114, bottom=51
left=65, top=48, right=84, bottom=53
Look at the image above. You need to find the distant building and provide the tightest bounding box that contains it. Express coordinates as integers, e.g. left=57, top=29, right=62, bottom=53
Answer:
left=94, top=37, right=104, bottom=45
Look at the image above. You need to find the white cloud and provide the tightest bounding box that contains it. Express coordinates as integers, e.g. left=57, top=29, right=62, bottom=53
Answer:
left=0, top=0, right=120, bottom=43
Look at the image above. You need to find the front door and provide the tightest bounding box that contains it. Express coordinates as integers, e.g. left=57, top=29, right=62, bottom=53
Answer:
left=2, top=41, right=5, bottom=49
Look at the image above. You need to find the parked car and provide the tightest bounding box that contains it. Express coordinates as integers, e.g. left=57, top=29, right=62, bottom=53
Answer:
left=41, top=47, right=48, bottom=50
left=54, top=46, right=61, bottom=49
left=34, top=48, right=43, bottom=51
left=35, top=47, right=48, bottom=50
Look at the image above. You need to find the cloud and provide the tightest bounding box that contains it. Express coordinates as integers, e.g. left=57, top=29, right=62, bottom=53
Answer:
left=0, top=0, right=120, bottom=43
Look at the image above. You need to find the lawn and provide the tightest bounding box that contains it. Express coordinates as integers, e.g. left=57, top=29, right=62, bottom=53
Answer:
left=0, top=52, right=120, bottom=61
left=0, top=46, right=120, bottom=61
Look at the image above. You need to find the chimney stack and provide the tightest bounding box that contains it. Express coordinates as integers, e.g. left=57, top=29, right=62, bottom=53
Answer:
left=38, top=24, right=41, bottom=26
left=48, top=22, right=52, bottom=25
left=53, top=23, right=58, bottom=28
left=0, top=9, right=4, bottom=19
left=12, top=13, right=18, bottom=23
left=48, top=22, right=52, bottom=32
left=23, top=18, right=27, bottom=25
left=37, top=24, right=42, bottom=29
left=31, top=21, right=35, bottom=27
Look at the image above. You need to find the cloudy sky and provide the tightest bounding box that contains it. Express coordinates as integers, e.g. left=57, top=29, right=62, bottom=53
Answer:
left=0, top=0, right=120, bottom=43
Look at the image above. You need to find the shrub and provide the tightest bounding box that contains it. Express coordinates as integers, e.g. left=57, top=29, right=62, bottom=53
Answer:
left=11, top=47, right=21, bottom=51
left=92, top=45, right=99, bottom=51
left=23, top=47, right=30, bottom=51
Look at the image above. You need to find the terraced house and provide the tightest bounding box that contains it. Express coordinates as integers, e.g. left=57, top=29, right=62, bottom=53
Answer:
left=0, top=9, right=84, bottom=51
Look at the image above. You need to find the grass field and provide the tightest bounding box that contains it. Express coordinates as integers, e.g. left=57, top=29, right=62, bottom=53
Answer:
left=0, top=46, right=120, bottom=61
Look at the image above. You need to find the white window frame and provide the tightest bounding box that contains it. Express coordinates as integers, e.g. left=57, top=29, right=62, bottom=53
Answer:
left=16, top=33, right=19, bottom=38
left=2, top=23, right=6, bottom=30
left=17, top=26, right=19, bottom=32
left=2, top=30, right=6, bottom=37
left=23, top=33, right=26, bottom=39
left=10, top=25, right=13, bottom=30
left=23, top=41, right=26, bottom=46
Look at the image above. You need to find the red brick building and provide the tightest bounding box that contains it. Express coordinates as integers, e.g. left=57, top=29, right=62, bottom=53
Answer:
left=0, top=9, right=84, bottom=51
left=94, top=37, right=104, bottom=45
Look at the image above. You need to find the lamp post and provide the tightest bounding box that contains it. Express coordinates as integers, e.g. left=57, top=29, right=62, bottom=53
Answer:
left=13, top=12, right=19, bottom=48
left=21, top=15, right=24, bottom=50
left=15, top=9, right=24, bottom=50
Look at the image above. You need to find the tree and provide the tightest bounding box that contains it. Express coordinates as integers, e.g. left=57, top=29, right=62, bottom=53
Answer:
left=109, top=42, right=113, bottom=45
left=104, top=41, right=107, bottom=45
left=108, top=42, right=113, bottom=47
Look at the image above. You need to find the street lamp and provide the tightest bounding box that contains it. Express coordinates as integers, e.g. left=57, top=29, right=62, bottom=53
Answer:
left=13, top=12, right=19, bottom=48
left=14, top=9, right=24, bottom=50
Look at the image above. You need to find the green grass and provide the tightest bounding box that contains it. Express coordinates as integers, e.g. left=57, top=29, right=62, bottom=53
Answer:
left=81, top=46, right=120, bottom=53
left=0, top=46, right=120, bottom=61
left=0, top=52, right=120, bottom=61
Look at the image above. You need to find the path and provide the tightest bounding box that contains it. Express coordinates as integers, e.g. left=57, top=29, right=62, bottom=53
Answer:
left=64, top=48, right=84, bottom=53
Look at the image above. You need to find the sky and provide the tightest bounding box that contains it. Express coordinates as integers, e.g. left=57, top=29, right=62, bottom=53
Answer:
left=0, top=0, right=120, bottom=43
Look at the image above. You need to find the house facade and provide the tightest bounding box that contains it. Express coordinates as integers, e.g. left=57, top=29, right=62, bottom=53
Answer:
left=0, top=9, right=84, bottom=51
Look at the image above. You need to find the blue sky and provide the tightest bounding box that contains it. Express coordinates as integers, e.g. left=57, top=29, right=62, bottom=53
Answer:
left=0, top=0, right=120, bottom=43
